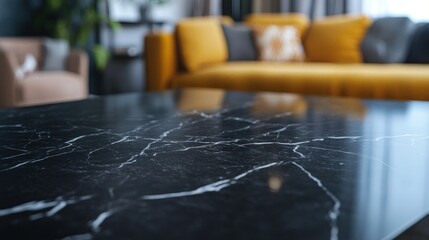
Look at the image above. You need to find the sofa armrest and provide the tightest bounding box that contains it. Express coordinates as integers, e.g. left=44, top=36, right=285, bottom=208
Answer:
left=66, top=49, right=89, bottom=81
left=0, top=48, right=19, bottom=108
left=145, top=32, right=178, bottom=91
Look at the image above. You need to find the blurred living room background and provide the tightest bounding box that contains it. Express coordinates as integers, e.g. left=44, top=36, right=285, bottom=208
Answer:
left=1, top=0, right=429, bottom=108
left=0, top=0, right=192, bottom=99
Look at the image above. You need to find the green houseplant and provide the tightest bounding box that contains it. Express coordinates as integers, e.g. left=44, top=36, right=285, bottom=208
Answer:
left=33, top=0, right=169, bottom=69
left=33, top=0, right=120, bottom=70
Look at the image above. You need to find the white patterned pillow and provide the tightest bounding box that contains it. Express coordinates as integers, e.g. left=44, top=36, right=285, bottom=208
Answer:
left=15, top=54, right=37, bottom=80
left=254, top=25, right=305, bottom=62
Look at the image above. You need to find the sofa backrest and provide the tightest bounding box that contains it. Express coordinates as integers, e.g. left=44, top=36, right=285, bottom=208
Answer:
left=0, top=38, right=43, bottom=70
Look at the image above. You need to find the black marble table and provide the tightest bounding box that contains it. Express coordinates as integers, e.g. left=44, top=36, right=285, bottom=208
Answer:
left=1, top=89, right=429, bottom=240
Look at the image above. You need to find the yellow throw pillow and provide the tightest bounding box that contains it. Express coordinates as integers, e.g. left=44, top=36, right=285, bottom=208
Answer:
left=177, top=18, right=229, bottom=72
left=254, top=25, right=305, bottom=62
left=304, top=15, right=371, bottom=63
left=245, top=14, right=310, bottom=38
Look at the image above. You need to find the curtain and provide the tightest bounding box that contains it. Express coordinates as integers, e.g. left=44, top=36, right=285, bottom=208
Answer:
left=222, top=0, right=253, bottom=21
left=254, top=0, right=361, bottom=19
left=253, top=0, right=281, bottom=13
left=192, top=0, right=222, bottom=16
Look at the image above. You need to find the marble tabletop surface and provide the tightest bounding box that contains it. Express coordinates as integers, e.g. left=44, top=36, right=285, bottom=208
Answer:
left=1, top=89, right=429, bottom=240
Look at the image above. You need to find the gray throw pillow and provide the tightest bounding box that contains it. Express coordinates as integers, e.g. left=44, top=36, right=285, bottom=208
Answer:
left=222, top=24, right=258, bottom=61
left=406, top=23, right=429, bottom=64
left=42, top=38, right=70, bottom=71
left=361, top=17, right=415, bottom=63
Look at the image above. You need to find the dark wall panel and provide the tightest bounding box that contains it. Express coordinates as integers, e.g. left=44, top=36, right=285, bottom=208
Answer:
left=0, top=0, right=33, bottom=36
left=222, top=0, right=253, bottom=21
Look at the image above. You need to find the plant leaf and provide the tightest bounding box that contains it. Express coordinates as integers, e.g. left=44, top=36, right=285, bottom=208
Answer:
left=93, top=45, right=111, bottom=70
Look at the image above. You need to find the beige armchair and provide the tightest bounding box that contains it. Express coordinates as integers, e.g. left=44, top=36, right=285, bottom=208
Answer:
left=0, top=38, right=89, bottom=108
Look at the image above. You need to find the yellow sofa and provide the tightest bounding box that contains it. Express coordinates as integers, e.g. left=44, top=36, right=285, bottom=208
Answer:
left=145, top=14, right=429, bottom=101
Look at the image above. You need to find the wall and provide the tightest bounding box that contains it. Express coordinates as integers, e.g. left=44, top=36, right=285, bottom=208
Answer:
left=0, top=0, right=33, bottom=36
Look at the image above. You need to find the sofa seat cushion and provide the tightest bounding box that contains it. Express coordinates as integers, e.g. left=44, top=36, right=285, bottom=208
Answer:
left=16, top=72, right=87, bottom=106
left=172, top=62, right=429, bottom=101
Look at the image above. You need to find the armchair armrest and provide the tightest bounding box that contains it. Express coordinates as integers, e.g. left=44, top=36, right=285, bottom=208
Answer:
left=145, top=32, right=178, bottom=91
left=0, top=48, right=19, bottom=108
left=66, top=49, right=89, bottom=81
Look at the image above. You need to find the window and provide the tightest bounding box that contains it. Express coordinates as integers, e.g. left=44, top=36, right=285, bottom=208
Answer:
left=108, top=0, right=141, bottom=23
left=362, top=0, right=429, bottom=22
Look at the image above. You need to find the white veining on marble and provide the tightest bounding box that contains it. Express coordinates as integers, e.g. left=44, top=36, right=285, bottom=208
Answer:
left=326, top=136, right=362, bottom=140
left=29, top=201, right=68, bottom=221
left=152, top=139, right=242, bottom=155
left=1, top=152, right=30, bottom=160
left=1, top=146, right=31, bottom=160
left=118, top=154, right=139, bottom=169
left=292, top=162, right=341, bottom=240
left=0, top=160, right=31, bottom=172
left=90, top=210, right=116, bottom=232
left=313, top=138, right=325, bottom=142
left=0, top=195, right=93, bottom=219
left=140, top=122, right=185, bottom=156
left=46, top=201, right=68, bottom=217
left=2, top=100, right=425, bottom=176
left=0, top=130, right=111, bottom=171
left=225, top=116, right=260, bottom=124
left=111, top=136, right=130, bottom=145
left=262, top=123, right=302, bottom=139
left=32, top=148, right=78, bottom=163
left=243, top=141, right=311, bottom=147
left=118, top=121, right=190, bottom=168
left=142, top=162, right=283, bottom=200
left=372, top=134, right=423, bottom=142
left=117, top=109, right=254, bottom=169
left=61, top=132, right=108, bottom=150
left=293, top=146, right=305, bottom=158
left=0, top=124, right=23, bottom=128
left=0, top=201, right=58, bottom=217
left=23, top=131, right=50, bottom=149
left=2, top=146, right=28, bottom=152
